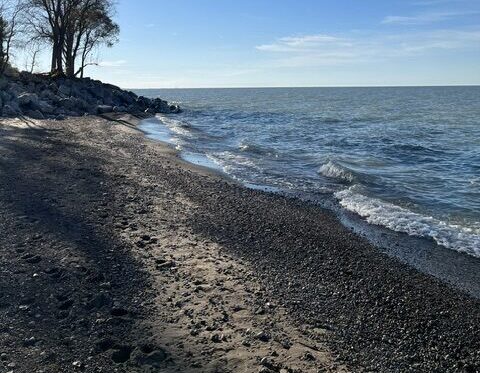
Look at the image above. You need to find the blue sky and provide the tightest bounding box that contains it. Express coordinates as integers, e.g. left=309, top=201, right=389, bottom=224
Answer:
left=29, top=0, right=480, bottom=88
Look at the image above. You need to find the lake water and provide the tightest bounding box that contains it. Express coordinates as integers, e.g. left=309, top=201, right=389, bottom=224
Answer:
left=135, top=87, right=480, bottom=258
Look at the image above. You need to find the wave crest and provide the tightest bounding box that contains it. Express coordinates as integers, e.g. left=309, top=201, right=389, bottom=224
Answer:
left=319, top=161, right=355, bottom=182
left=335, top=187, right=480, bottom=257
left=238, top=141, right=278, bottom=157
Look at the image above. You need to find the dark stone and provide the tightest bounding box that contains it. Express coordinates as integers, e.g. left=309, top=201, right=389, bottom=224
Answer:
left=110, top=307, right=128, bottom=317
left=111, top=345, right=134, bottom=364
left=256, top=331, right=271, bottom=342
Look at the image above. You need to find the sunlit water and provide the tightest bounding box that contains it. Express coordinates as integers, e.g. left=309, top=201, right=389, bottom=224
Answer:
left=135, top=87, right=480, bottom=257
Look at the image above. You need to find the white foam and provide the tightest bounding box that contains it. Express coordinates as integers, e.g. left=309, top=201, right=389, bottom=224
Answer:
left=156, top=114, right=193, bottom=137
left=335, top=187, right=480, bottom=258
left=207, top=151, right=261, bottom=174
left=319, top=161, right=354, bottom=182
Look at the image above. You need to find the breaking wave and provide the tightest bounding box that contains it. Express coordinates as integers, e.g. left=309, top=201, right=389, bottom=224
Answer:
left=319, top=161, right=355, bottom=182
left=335, top=187, right=480, bottom=258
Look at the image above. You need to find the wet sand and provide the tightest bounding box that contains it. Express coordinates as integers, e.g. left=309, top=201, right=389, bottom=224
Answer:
left=0, top=115, right=479, bottom=372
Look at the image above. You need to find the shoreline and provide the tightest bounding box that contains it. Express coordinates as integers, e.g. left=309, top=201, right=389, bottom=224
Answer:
left=139, top=115, right=480, bottom=299
left=1, top=114, right=479, bottom=372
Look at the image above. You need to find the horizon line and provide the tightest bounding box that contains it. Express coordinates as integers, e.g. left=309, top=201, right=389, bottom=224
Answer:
left=126, top=84, right=480, bottom=90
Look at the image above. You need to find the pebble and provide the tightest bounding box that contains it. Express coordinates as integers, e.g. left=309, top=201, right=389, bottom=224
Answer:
left=256, top=331, right=271, bottom=342
left=72, top=360, right=83, bottom=368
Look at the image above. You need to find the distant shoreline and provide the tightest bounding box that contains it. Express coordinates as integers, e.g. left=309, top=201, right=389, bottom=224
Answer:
left=129, top=84, right=480, bottom=90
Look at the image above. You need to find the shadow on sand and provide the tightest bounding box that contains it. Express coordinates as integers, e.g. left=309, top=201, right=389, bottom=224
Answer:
left=0, top=123, right=155, bottom=371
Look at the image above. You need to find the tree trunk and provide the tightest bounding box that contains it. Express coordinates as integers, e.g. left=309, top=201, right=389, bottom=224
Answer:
left=64, top=31, right=75, bottom=77
left=56, top=41, right=64, bottom=75
left=0, top=17, right=7, bottom=74
left=51, top=40, right=58, bottom=73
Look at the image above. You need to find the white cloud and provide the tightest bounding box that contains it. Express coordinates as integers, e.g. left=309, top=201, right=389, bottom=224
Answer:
left=256, top=34, right=351, bottom=52
left=382, top=11, right=479, bottom=24
left=255, top=29, right=480, bottom=67
left=413, top=0, right=471, bottom=5
left=98, top=60, right=128, bottom=67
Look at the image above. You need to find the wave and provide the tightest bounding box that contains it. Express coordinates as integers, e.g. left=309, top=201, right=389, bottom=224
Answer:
left=238, top=140, right=278, bottom=157
left=319, top=161, right=355, bottom=182
left=207, top=151, right=261, bottom=174
left=392, top=143, right=441, bottom=155
left=156, top=115, right=196, bottom=137
left=335, top=187, right=480, bottom=258
left=322, top=117, right=342, bottom=124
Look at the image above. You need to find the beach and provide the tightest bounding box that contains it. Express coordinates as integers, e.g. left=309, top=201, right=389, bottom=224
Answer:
left=0, top=114, right=479, bottom=372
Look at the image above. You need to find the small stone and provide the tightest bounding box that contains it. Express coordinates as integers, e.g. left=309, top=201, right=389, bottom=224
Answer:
left=210, top=334, right=222, bottom=343
left=303, top=351, right=315, bottom=361
left=111, top=345, right=134, bottom=364
left=89, top=293, right=112, bottom=309
left=280, top=339, right=292, bottom=349
left=110, top=307, right=128, bottom=317
left=256, top=331, right=271, bottom=342
left=58, top=299, right=74, bottom=310
left=72, top=360, right=83, bottom=368
left=23, top=336, right=37, bottom=347
left=156, top=261, right=175, bottom=270
left=260, top=357, right=271, bottom=366
left=259, top=368, right=272, bottom=373
left=25, top=255, right=42, bottom=264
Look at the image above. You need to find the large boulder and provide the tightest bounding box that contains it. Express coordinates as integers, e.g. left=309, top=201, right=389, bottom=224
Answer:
left=0, top=78, right=8, bottom=91
left=24, top=109, right=45, bottom=119
left=39, top=89, right=60, bottom=104
left=96, top=105, right=113, bottom=114
left=37, top=100, right=56, bottom=115
left=18, top=92, right=40, bottom=110
left=147, top=98, right=182, bottom=114
left=58, top=83, right=71, bottom=96
left=59, top=97, right=88, bottom=113
left=2, top=104, right=20, bottom=116
left=113, top=106, right=127, bottom=113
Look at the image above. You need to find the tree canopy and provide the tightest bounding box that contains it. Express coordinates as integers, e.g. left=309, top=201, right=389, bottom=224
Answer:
left=0, top=0, right=119, bottom=78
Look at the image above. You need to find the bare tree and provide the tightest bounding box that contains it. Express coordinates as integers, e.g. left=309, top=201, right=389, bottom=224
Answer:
left=76, top=4, right=118, bottom=77
left=64, top=0, right=118, bottom=78
left=25, top=0, right=118, bottom=77
left=0, top=0, right=24, bottom=75
left=25, top=0, right=83, bottom=75
left=24, top=41, right=41, bottom=72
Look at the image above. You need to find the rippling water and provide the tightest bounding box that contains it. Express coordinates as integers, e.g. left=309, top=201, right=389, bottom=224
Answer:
left=135, top=87, right=480, bottom=257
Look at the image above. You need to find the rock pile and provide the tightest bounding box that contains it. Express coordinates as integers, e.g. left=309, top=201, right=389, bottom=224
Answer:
left=0, top=72, right=181, bottom=119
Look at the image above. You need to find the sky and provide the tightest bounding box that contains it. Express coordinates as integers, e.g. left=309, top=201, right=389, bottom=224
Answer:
left=25, top=0, right=480, bottom=88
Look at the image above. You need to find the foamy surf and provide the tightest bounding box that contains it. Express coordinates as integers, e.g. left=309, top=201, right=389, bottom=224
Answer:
left=335, top=187, right=480, bottom=258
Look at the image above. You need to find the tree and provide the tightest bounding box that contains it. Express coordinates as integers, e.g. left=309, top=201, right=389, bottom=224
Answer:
left=0, top=0, right=23, bottom=75
left=26, top=0, right=80, bottom=75
left=0, top=12, right=7, bottom=74
left=26, top=0, right=118, bottom=77
left=64, top=0, right=118, bottom=78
